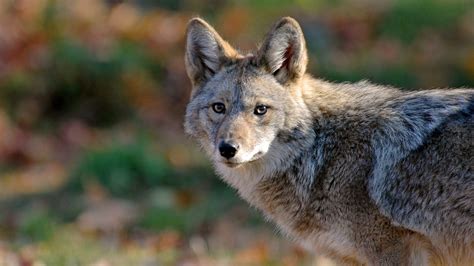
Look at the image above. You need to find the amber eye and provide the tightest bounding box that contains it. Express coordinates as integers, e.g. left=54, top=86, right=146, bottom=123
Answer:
left=212, top=102, right=226, bottom=114
left=254, top=105, right=268, bottom=115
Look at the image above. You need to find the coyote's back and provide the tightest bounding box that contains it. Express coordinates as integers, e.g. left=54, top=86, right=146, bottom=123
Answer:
left=184, top=16, right=474, bottom=265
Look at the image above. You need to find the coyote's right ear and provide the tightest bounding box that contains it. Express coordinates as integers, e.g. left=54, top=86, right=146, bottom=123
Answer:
left=185, top=18, right=238, bottom=91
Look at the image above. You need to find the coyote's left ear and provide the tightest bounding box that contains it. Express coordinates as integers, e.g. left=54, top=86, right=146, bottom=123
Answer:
left=185, top=18, right=239, bottom=92
left=258, top=17, right=308, bottom=85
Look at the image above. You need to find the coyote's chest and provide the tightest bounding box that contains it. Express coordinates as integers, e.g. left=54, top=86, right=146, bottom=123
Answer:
left=253, top=173, right=360, bottom=260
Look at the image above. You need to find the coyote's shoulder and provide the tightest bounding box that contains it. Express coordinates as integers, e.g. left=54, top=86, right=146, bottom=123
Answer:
left=184, top=16, right=474, bottom=265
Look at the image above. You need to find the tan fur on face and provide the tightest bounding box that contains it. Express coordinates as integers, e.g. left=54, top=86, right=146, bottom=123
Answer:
left=184, top=17, right=474, bottom=265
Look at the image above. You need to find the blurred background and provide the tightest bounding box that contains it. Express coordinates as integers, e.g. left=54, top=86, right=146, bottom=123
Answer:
left=0, top=0, right=473, bottom=265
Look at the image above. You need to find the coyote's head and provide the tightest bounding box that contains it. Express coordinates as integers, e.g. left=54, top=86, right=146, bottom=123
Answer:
left=184, top=17, right=312, bottom=170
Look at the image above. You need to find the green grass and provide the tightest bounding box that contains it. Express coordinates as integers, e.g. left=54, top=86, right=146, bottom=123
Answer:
left=69, top=140, right=172, bottom=196
left=380, top=0, right=468, bottom=43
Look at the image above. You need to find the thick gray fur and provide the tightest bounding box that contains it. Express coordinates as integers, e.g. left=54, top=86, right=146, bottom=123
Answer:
left=184, top=17, right=473, bottom=265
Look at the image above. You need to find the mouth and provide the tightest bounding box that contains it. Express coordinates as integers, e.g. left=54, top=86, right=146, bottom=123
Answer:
left=223, top=161, right=242, bottom=168
left=219, top=152, right=266, bottom=168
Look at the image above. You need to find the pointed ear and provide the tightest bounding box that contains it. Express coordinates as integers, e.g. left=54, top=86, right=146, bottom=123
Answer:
left=257, top=17, right=308, bottom=85
left=185, top=18, right=239, bottom=89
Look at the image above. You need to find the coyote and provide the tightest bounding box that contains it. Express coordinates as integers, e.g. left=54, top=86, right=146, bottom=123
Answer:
left=183, top=17, right=473, bottom=265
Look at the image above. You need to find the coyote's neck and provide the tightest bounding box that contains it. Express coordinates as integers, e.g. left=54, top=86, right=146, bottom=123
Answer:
left=301, top=77, right=402, bottom=118
left=215, top=138, right=315, bottom=205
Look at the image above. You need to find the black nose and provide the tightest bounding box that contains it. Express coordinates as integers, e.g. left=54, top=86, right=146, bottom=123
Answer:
left=219, top=141, right=238, bottom=159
